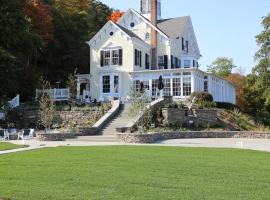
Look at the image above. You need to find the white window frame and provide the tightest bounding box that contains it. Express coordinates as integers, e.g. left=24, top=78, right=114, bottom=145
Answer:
left=103, top=49, right=121, bottom=66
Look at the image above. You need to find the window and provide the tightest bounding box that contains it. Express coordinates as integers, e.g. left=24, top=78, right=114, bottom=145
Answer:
left=163, top=79, right=171, bottom=96
left=112, top=50, right=119, bottom=65
left=183, top=77, right=191, bottom=96
left=183, top=72, right=191, bottom=76
left=182, top=37, right=189, bottom=53
left=184, top=60, right=190, bottom=68
left=158, top=56, right=164, bottom=69
left=204, top=81, right=208, bottom=92
left=152, top=79, right=159, bottom=96
left=114, top=76, right=119, bottom=94
left=130, top=22, right=135, bottom=28
left=143, top=80, right=150, bottom=90
left=102, top=76, right=110, bottom=93
left=145, top=53, right=150, bottom=69
left=135, top=49, right=142, bottom=67
left=109, top=32, right=114, bottom=36
left=104, top=51, right=110, bottom=66
left=158, top=55, right=168, bottom=69
left=101, top=49, right=122, bottom=67
left=145, top=33, right=150, bottom=40
left=173, top=78, right=181, bottom=96
left=133, top=80, right=140, bottom=92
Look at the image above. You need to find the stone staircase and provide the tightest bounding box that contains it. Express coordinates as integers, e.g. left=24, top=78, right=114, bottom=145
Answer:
left=100, top=103, right=133, bottom=135
left=71, top=103, right=133, bottom=143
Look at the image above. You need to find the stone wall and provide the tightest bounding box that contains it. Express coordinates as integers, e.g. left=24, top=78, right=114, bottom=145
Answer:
left=162, top=108, right=217, bottom=127
left=193, top=109, right=217, bottom=127
left=36, top=132, right=72, bottom=141
left=9, top=109, right=103, bottom=129
left=162, top=108, right=187, bottom=124
left=117, top=131, right=270, bottom=143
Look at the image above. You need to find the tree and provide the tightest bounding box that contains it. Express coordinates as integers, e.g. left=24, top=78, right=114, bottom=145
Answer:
left=109, top=11, right=124, bottom=22
left=244, top=14, right=270, bottom=124
left=207, top=57, right=236, bottom=78
left=0, top=0, right=43, bottom=99
left=38, top=78, right=56, bottom=132
left=66, top=68, right=77, bottom=99
left=226, top=73, right=248, bottom=110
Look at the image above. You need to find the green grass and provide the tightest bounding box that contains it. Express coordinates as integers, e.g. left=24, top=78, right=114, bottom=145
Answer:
left=0, top=146, right=270, bottom=200
left=0, top=142, right=27, bottom=151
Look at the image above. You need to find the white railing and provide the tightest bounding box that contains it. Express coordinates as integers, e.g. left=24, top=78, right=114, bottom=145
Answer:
left=36, top=88, right=70, bottom=101
left=8, top=95, right=20, bottom=108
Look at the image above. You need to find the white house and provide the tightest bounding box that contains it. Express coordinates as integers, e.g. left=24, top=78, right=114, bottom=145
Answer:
left=77, top=0, right=236, bottom=104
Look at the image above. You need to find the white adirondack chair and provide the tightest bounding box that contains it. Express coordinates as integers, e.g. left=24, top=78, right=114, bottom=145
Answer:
left=18, top=129, right=34, bottom=140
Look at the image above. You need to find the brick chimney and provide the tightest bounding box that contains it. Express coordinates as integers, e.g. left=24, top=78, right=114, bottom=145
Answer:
left=150, top=0, right=157, bottom=69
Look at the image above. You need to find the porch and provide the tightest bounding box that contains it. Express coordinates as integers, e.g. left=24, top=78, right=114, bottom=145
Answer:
left=35, top=89, right=70, bottom=101
left=76, top=74, right=91, bottom=102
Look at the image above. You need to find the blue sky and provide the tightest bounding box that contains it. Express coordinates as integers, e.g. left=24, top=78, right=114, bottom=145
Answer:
left=100, top=0, right=269, bottom=74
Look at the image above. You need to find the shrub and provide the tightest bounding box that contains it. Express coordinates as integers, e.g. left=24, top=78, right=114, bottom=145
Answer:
left=196, top=101, right=216, bottom=109
left=215, top=102, right=237, bottom=110
left=190, top=92, right=213, bottom=102
left=163, top=102, right=184, bottom=109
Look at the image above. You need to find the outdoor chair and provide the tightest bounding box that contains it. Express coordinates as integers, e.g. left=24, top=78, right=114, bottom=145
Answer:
left=17, top=129, right=34, bottom=140
left=0, top=129, right=9, bottom=140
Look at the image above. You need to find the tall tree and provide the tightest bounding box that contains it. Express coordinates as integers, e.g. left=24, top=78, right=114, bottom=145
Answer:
left=0, top=0, right=43, bottom=99
left=244, top=14, right=270, bottom=124
left=207, top=57, right=236, bottom=78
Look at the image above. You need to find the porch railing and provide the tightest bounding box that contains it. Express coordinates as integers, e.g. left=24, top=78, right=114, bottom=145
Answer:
left=36, top=88, right=70, bottom=101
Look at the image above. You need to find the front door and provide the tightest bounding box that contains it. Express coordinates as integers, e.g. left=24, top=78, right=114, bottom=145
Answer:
left=100, top=74, right=121, bottom=101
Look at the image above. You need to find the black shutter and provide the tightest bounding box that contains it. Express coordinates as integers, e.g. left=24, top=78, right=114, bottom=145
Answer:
left=186, top=41, right=189, bottom=53
left=175, top=58, right=178, bottom=68
left=145, top=53, right=149, bottom=69
left=171, top=55, right=174, bottom=69
left=139, top=51, right=142, bottom=67
left=182, top=37, right=184, bottom=50
left=135, top=49, right=138, bottom=66
left=164, top=55, right=168, bottom=69
left=180, top=59, right=181, bottom=68
left=119, top=49, right=122, bottom=66
left=193, top=60, right=195, bottom=67
left=100, top=50, right=104, bottom=67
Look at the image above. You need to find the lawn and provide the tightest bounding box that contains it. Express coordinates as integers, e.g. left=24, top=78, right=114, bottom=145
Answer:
left=0, top=146, right=270, bottom=200
left=0, top=142, right=27, bottom=151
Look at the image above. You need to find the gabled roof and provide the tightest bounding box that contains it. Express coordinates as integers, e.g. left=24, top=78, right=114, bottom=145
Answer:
left=157, top=16, right=190, bottom=39
left=117, top=9, right=169, bottom=39
left=114, top=23, right=141, bottom=40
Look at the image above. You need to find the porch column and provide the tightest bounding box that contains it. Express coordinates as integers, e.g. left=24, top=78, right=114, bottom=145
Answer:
left=76, top=82, right=81, bottom=99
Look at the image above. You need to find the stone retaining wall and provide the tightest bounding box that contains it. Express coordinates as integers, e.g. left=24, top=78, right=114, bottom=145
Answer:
left=36, top=133, right=73, bottom=141
left=117, top=131, right=270, bottom=143
left=162, top=108, right=187, bottom=124
left=162, top=108, right=217, bottom=127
